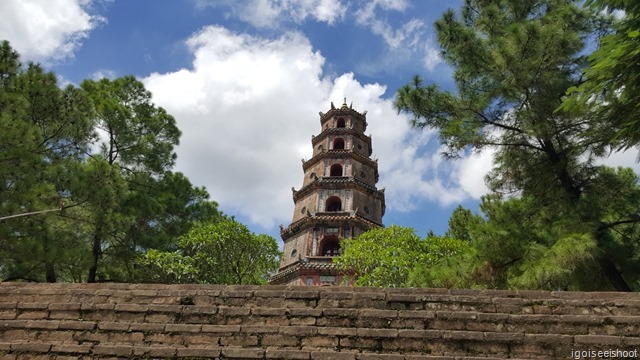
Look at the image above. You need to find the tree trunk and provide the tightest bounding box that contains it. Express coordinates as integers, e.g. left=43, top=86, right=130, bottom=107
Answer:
left=45, top=262, right=56, bottom=283
left=599, top=257, right=632, bottom=292
left=542, top=141, right=581, bottom=201
left=88, top=218, right=104, bottom=283
left=43, top=233, right=57, bottom=283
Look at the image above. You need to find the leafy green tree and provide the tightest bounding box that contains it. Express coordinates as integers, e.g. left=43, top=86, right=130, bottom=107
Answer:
left=562, top=0, right=640, bottom=147
left=80, top=76, right=182, bottom=282
left=335, top=225, right=471, bottom=287
left=99, top=171, right=222, bottom=282
left=138, top=217, right=281, bottom=284
left=445, top=205, right=482, bottom=242
left=470, top=194, right=603, bottom=290
left=408, top=246, right=481, bottom=289
left=335, top=226, right=422, bottom=287
left=395, top=0, right=638, bottom=290
left=0, top=42, right=225, bottom=283
left=0, top=41, right=94, bottom=282
left=135, top=248, right=197, bottom=284
left=411, top=167, right=640, bottom=291
left=473, top=166, right=640, bottom=291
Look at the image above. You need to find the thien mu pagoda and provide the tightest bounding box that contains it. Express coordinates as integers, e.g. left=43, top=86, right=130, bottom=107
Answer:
left=269, top=100, right=385, bottom=286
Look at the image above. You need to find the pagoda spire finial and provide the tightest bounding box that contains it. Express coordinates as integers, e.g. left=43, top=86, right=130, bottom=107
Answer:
left=341, top=97, right=348, bottom=109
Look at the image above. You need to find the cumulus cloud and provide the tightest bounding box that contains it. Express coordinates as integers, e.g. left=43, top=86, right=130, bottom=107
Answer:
left=0, top=0, right=105, bottom=63
left=144, top=27, right=330, bottom=228
left=352, top=0, right=441, bottom=74
left=195, top=0, right=345, bottom=29
left=354, top=1, right=419, bottom=48
left=142, top=26, right=479, bottom=229
left=197, top=0, right=440, bottom=74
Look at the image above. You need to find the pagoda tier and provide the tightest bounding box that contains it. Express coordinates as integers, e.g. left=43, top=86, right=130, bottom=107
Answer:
left=269, top=100, right=384, bottom=286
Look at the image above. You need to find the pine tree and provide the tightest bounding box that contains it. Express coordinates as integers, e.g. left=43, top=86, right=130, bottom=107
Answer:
left=395, top=1, right=639, bottom=290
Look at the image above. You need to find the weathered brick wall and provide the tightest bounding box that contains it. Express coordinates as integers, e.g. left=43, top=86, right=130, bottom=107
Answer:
left=0, top=283, right=638, bottom=359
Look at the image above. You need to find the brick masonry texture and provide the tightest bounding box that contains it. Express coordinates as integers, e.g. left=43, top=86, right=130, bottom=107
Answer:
left=0, top=283, right=638, bottom=359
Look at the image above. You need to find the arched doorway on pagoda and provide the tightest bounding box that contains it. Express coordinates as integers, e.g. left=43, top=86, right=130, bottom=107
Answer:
left=325, top=196, right=342, bottom=212
left=330, top=164, right=343, bottom=177
left=319, top=235, right=340, bottom=256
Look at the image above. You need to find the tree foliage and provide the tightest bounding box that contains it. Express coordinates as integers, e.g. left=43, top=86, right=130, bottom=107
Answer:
left=471, top=194, right=604, bottom=290
left=137, top=217, right=281, bottom=284
left=0, top=41, right=255, bottom=283
left=395, top=0, right=640, bottom=291
left=408, top=246, right=481, bottom=289
left=335, top=226, right=471, bottom=288
left=78, top=76, right=184, bottom=282
left=445, top=205, right=482, bottom=242
left=562, top=0, right=640, bottom=147
left=0, top=41, right=94, bottom=282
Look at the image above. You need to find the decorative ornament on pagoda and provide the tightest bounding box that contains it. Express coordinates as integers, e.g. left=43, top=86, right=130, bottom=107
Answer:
left=269, top=99, right=385, bottom=286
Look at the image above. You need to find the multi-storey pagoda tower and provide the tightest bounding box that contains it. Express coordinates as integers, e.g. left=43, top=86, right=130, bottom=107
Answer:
left=269, top=100, right=385, bottom=286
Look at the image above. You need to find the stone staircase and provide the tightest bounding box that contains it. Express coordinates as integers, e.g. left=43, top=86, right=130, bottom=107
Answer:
left=0, top=283, right=638, bottom=359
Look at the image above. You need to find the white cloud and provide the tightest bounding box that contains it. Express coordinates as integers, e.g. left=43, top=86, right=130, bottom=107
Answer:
left=352, top=1, right=441, bottom=74
left=197, top=0, right=440, bottom=74
left=381, top=138, right=494, bottom=212
left=0, top=0, right=105, bottom=63
left=354, top=2, right=422, bottom=49
left=195, top=0, right=345, bottom=29
left=456, top=149, right=494, bottom=199
left=308, top=0, right=344, bottom=23
left=91, top=69, right=117, bottom=80
left=56, top=74, right=76, bottom=88
left=597, top=148, right=640, bottom=173
left=609, top=9, right=625, bottom=20
left=142, top=26, right=477, bottom=229
left=144, top=27, right=330, bottom=228
left=361, top=0, right=409, bottom=13
left=444, top=142, right=640, bottom=204
left=422, top=41, right=442, bottom=72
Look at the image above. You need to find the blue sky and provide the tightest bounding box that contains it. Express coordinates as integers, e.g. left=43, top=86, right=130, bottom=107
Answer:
left=8, top=0, right=634, bottom=243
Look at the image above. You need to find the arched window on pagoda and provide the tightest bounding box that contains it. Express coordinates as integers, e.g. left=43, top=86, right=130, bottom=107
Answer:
left=330, top=164, right=343, bottom=177
left=320, top=236, right=341, bottom=256
left=325, top=196, right=342, bottom=212
left=333, top=138, right=345, bottom=150
left=336, top=118, right=346, bottom=128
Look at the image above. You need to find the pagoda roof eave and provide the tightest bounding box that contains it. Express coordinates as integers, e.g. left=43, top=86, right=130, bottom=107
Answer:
left=268, top=259, right=347, bottom=284
left=293, top=176, right=384, bottom=201
left=281, top=211, right=382, bottom=240
left=319, top=107, right=366, bottom=123
left=311, top=128, right=371, bottom=147
left=302, top=149, right=378, bottom=171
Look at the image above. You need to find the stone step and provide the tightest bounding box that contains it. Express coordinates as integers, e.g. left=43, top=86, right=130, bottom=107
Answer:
left=2, top=302, right=640, bottom=336
left=2, top=284, right=639, bottom=315
left=1, top=283, right=639, bottom=359
left=0, top=342, right=537, bottom=360
left=1, top=319, right=639, bottom=357
left=0, top=342, right=637, bottom=360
